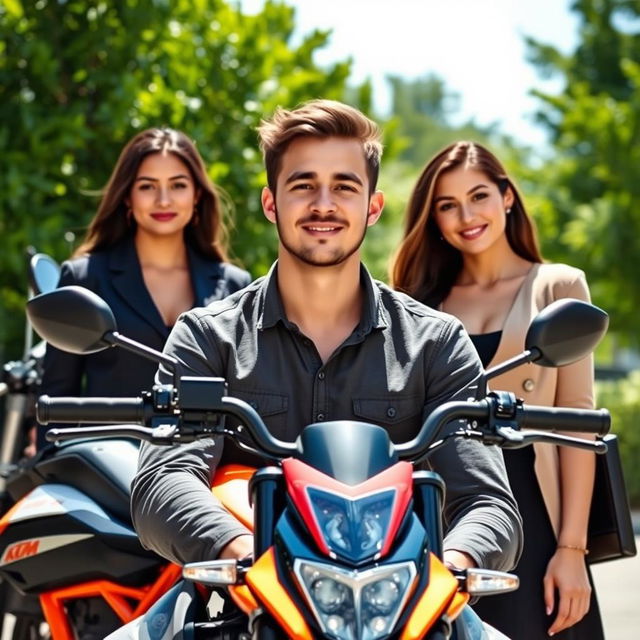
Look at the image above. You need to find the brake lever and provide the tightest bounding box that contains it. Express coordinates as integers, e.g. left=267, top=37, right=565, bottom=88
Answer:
left=495, top=427, right=608, bottom=453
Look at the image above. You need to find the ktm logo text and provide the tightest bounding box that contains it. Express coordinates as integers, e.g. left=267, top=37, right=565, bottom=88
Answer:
left=3, top=539, right=40, bottom=563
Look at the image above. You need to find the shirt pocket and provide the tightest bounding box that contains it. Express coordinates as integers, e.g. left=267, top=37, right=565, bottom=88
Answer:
left=352, top=396, right=423, bottom=442
left=228, top=387, right=290, bottom=439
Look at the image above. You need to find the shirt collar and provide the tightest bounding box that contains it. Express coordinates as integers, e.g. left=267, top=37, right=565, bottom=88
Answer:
left=257, top=261, right=388, bottom=333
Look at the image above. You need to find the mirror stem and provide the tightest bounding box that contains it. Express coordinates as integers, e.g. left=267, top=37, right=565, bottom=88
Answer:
left=104, top=331, right=179, bottom=386
left=485, top=347, right=542, bottom=381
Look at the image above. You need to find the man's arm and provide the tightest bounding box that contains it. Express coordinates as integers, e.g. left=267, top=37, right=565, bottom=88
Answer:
left=130, top=312, right=251, bottom=565
left=424, top=319, right=523, bottom=572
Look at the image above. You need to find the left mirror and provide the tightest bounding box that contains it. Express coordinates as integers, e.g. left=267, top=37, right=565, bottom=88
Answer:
left=27, top=286, right=117, bottom=354
left=28, top=253, right=61, bottom=296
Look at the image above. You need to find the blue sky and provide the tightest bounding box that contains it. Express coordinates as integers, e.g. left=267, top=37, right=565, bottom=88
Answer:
left=240, top=0, right=580, bottom=149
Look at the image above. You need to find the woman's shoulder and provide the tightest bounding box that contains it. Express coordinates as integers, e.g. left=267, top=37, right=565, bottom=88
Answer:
left=534, top=261, right=586, bottom=286
left=533, top=261, right=589, bottom=302
left=218, top=262, right=252, bottom=290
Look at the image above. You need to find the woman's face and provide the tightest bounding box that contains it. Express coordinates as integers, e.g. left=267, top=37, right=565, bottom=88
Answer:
left=127, top=151, right=199, bottom=240
left=432, top=166, right=514, bottom=257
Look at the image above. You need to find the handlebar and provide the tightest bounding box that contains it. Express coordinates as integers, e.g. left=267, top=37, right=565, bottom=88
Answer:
left=41, top=382, right=611, bottom=462
left=38, top=395, right=148, bottom=425
left=518, top=405, right=610, bottom=434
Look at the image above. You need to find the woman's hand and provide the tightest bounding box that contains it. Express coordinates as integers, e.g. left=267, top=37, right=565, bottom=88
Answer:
left=544, top=547, right=591, bottom=636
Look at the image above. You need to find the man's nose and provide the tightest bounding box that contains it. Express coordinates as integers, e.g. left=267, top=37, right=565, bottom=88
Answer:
left=311, top=187, right=336, bottom=213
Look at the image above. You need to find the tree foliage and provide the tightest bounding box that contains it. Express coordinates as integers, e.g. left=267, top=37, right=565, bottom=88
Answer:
left=0, top=0, right=353, bottom=359
left=526, top=0, right=640, bottom=345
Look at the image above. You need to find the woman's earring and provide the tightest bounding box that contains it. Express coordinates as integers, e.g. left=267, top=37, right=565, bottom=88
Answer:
left=506, top=207, right=512, bottom=215
left=192, top=205, right=200, bottom=226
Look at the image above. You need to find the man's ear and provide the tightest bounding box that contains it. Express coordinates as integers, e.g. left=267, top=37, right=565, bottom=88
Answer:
left=261, top=187, right=277, bottom=224
left=366, top=190, right=385, bottom=227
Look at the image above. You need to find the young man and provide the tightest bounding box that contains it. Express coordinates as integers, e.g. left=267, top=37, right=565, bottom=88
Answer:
left=131, top=100, right=522, bottom=573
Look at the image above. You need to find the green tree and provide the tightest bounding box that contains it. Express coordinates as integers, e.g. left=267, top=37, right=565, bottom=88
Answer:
left=525, top=0, right=640, bottom=345
left=0, top=0, right=352, bottom=360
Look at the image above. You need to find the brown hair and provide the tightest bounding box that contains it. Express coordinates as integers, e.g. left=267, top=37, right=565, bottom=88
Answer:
left=391, top=141, right=543, bottom=307
left=257, top=99, right=383, bottom=194
left=74, top=128, right=228, bottom=261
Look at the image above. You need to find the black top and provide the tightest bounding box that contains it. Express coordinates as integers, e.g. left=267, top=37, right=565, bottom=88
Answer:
left=469, top=330, right=502, bottom=368
left=38, top=235, right=251, bottom=448
left=131, top=262, right=522, bottom=572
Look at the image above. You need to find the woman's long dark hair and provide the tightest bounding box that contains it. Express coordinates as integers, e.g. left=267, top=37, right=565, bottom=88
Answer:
left=391, top=141, right=543, bottom=307
left=74, top=128, right=229, bottom=261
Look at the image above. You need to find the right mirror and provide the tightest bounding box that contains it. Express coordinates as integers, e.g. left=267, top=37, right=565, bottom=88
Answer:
left=27, top=286, right=117, bottom=354
left=525, top=298, right=609, bottom=367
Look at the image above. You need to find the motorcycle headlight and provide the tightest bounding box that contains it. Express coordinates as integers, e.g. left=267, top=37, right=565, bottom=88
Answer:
left=294, top=559, right=416, bottom=640
left=307, top=487, right=395, bottom=562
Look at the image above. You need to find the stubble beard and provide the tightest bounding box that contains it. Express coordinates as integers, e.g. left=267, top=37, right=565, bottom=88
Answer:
left=275, top=210, right=367, bottom=268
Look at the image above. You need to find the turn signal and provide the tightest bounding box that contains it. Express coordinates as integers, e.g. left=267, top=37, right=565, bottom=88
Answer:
left=465, top=569, right=519, bottom=595
left=183, top=559, right=240, bottom=585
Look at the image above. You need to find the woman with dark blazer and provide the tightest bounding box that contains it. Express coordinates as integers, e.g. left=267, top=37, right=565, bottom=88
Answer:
left=391, top=141, right=604, bottom=639
left=38, top=128, right=251, bottom=447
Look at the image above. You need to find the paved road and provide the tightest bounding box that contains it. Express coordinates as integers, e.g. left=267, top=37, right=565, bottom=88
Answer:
left=591, top=536, right=640, bottom=639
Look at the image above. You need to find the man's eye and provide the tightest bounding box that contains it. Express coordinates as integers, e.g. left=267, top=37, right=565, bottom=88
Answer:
left=336, top=184, right=357, bottom=192
left=292, top=183, right=312, bottom=190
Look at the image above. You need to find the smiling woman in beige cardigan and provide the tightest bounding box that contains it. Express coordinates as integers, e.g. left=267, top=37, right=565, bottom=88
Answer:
left=391, top=141, right=604, bottom=640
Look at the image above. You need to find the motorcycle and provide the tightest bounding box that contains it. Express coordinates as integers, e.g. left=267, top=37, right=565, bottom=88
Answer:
left=0, top=260, right=180, bottom=640
left=26, top=285, right=611, bottom=640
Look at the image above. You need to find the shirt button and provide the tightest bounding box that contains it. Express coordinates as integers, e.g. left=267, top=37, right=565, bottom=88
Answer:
left=316, top=413, right=325, bottom=421
left=522, top=378, right=535, bottom=392
left=387, top=407, right=397, bottom=418
left=318, top=372, right=325, bottom=380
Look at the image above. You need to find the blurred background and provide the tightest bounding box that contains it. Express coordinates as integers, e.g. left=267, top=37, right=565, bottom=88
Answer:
left=1, top=1, right=639, bottom=627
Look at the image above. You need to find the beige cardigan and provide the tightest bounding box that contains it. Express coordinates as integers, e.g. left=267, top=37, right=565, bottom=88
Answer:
left=485, top=262, right=594, bottom=537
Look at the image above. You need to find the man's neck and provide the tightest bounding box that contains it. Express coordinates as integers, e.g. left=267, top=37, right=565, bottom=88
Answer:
left=276, top=252, right=364, bottom=363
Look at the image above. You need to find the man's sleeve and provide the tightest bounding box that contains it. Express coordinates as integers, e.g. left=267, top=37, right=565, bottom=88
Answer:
left=130, top=312, right=251, bottom=565
left=423, top=318, right=523, bottom=571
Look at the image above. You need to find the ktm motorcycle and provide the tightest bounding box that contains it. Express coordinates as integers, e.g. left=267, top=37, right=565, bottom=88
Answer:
left=0, top=259, right=180, bottom=639
left=25, top=285, right=611, bottom=640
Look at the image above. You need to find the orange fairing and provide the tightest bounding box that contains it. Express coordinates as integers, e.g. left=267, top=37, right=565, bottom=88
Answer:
left=400, top=553, right=459, bottom=640
left=229, top=585, right=260, bottom=615
left=211, top=464, right=255, bottom=531
left=245, top=547, right=313, bottom=640
left=445, top=591, right=470, bottom=621
left=39, top=563, right=181, bottom=640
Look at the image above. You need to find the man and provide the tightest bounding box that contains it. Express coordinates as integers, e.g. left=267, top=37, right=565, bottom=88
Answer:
left=131, top=99, right=522, bottom=572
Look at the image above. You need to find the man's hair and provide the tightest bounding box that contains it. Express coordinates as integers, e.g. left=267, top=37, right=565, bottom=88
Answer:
left=258, top=99, right=383, bottom=194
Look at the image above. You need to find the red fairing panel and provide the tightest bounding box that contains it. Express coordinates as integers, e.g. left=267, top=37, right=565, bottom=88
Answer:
left=282, top=458, right=413, bottom=558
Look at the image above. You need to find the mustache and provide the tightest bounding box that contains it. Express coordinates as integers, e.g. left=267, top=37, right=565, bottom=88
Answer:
left=296, top=214, right=347, bottom=226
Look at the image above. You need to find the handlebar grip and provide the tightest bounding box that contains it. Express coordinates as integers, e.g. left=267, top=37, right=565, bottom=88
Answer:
left=37, top=395, right=146, bottom=425
left=519, top=405, right=610, bottom=436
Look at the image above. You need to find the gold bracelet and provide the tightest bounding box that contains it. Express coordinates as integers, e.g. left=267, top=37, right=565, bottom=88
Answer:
left=557, top=544, right=589, bottom=555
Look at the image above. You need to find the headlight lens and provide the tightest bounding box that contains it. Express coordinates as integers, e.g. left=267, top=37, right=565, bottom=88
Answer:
left=295, top=559, right=415, bottom=640
left=307, top=487, right=395, bottom=562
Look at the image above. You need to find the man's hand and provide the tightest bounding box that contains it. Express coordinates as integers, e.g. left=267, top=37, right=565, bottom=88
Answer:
left=443, top=549, right=476, bottom=570
left=218, top=534, right=254, bottom=560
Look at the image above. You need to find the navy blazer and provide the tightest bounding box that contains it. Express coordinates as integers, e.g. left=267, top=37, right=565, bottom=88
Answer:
left=39, top=236, right=251, bottom=430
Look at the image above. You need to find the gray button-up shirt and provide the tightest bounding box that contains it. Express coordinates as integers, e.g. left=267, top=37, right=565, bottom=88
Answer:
left=131, top=263, right=522, bottom=571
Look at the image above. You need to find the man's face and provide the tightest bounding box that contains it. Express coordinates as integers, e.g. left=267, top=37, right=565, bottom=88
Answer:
left=261, top=137, right=383, bottom=268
